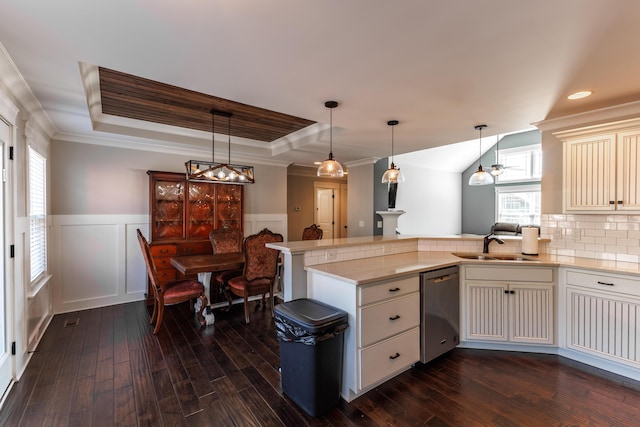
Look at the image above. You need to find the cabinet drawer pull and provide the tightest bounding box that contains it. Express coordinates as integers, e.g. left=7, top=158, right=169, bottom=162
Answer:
left=609, top=201, right=615, bottom=205
left=617, top=200, right=623, bottom=205
left=389, top=352, right=400, bottom=360
left=597, top=281, right=615, bottom=286
left=389, top=315, right=400, bottom=321
left=389, top=287, right=400, bottom=292
left=160, top=249, right=169, bottom=254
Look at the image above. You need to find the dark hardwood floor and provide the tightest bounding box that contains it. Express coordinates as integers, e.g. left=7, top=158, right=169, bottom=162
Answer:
left=2, top=299, right=640, bottom=426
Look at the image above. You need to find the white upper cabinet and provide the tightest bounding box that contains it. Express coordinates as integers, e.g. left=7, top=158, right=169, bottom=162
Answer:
left=557, top=118, right=640, bottom=212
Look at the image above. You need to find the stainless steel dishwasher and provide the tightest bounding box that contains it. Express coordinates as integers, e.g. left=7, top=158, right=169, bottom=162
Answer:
left=420, top=266, right=459, bottom=363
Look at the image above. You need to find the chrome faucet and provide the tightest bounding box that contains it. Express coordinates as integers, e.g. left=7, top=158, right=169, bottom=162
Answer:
left=483, top=234, right=504, bottom=253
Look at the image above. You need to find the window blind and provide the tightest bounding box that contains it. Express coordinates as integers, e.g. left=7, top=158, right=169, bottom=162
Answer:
left=29, top=147, right=46, bottom=282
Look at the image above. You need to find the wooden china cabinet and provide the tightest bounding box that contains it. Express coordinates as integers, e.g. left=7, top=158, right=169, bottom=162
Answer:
left=146, top=171, right=244, bottom=304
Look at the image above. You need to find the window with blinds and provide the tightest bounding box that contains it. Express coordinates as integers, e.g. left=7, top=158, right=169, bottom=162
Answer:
left=29, top=146, right=46, bottom=282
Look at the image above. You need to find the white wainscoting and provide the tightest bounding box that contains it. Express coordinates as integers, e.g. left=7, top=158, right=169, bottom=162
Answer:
left=51, top=213, right=287, bottom=314
left=244, top=213, right=288, bottom=241
left=51, top=215, right=149, bottom=314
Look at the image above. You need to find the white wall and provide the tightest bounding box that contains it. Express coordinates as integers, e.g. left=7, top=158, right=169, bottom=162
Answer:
left=393, top=158, right=462, bottom=236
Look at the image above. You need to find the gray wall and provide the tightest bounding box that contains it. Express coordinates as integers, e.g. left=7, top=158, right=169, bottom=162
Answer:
left=373, top=158, right=389, bottom=236
left=461, top=130, right=541, bottom=235
left=347, top=163, right=375, bottom=237
left=50, top=139, right=287, bottom=216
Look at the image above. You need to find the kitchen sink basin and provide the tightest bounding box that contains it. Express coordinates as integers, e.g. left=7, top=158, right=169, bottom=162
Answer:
left=452, top=252, right=540, bottom=262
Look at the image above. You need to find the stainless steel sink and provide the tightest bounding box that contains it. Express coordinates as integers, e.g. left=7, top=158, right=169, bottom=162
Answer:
left=452, top=252, right=540, bottom=262
left=452, top=253, right=496, bottom=260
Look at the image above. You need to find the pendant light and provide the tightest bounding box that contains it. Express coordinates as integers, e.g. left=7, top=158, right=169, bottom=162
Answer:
left=317, top=101, right=345, bottom=178
left=381, top=120, right=405, bottom=183
left=185, top=109, right=255, bottom=184
left=468, top=124, right=494, bottom=186
left=490, top=133, right=504, bottom=176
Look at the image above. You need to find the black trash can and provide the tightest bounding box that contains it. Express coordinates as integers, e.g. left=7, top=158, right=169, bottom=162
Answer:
left=274, top=298, right=348, bottom=417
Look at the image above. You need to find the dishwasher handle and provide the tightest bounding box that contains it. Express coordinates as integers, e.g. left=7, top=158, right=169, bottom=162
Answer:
left=432, top=273, right=459, bottom=284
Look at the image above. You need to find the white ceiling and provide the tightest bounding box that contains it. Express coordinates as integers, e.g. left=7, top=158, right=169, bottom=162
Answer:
left=2, top=0, right=640, bottom=170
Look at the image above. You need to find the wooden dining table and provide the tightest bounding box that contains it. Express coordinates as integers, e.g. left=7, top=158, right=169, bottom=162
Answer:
left=170, top=252, right=244, bottom=324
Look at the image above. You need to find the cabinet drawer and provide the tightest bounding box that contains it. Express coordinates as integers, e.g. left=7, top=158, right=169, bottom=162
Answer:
left=150, top=244, right=176, bottom=257
left=156, top=269, right=177, bottom=283
left=154, top=256, right=174, bottom=269
left=176, top=241, right=212, bottom=256
left=566, top=270, right=640, bottom=297
left=359, top=293, right=420, bottom=347
left=465, top=266, right=553, bottom=283
left=359, top=327, right=420, bottom=390
left=359, top=275, right=419, bottom=306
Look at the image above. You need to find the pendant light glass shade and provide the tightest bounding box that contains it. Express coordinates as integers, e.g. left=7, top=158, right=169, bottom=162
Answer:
left=317, top=101, right=345, bottom=178
left=469, top=124, right=494, bottom=186
left=185, top=109, right=255, bottom=184
left=490, top=134, right=504, bottom=176
left=382, top=120, right=405, bottom=184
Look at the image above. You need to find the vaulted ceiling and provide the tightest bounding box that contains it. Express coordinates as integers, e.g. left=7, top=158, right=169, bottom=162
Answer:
left=2, top=1, right=640, bottom=171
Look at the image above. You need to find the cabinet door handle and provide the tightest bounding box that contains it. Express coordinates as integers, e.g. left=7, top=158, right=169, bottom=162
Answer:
left=617, top=200, right=623, bottom=205
left=597, top=281, right=614, bottom=287
left=389, top=287, right=400, bottom=292
left=389, top=315, right=400, bottom=321
left=389, top=352, right=400, bottom=360
left=609, top=201, right=615, bottom=205
left=505, top=290, right=515, bottom=294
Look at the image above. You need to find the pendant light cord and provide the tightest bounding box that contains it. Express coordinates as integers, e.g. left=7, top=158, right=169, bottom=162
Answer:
left=228, top=113, right=231, bottom=164
left=329, top=106, right=333, bottom=157
left=478, top=126, right=482, bottom=167
left=211, top=110, right=215, bottom=163
left=391, top=124, right=395, bottom=163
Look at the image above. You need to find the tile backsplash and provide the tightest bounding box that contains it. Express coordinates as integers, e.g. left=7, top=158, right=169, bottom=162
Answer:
left=541, top=213, right=640, bottom=263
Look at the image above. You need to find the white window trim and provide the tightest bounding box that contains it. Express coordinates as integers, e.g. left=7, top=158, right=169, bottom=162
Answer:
left=495, top=143, right=542, bottom=183
left=494, top=183, right=541, bottom=225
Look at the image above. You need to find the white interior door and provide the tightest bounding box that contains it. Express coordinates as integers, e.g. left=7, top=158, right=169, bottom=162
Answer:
left=0, top=132, right=10, bottom=398
left=315, top=188, right=334, bottom=239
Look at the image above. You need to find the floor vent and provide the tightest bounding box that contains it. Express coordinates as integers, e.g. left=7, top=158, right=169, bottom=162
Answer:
left=63, top=318, right=80, bottom=327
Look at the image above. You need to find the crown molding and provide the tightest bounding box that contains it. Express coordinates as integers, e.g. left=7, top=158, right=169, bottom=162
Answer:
left=533, top=100, right=640, bottom=132
left=53, top=132, right=292, bottom=167
left=0, top=42, right=57, bottom=137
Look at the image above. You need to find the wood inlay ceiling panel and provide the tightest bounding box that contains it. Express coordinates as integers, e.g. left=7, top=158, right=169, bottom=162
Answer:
left=98, top=67, right=315, bottom=142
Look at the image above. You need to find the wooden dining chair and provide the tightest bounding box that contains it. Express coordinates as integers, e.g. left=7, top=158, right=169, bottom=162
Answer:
left=136, top=229, right=207, bottom=334
left=209, top=227, right=244, bottom=302
left=227, top=228, right=283, bottom=323
left=302, top=224, right=323, bottom=240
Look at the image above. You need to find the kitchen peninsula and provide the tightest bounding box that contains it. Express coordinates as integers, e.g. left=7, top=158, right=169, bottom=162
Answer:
left=268, top=235, right=640, bottom=402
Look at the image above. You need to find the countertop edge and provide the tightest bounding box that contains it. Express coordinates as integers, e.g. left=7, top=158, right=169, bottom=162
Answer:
left=304, top=251, right=640, bottom=285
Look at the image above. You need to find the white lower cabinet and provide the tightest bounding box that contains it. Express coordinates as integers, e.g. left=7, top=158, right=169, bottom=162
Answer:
left=461, top=265, right=555, bottom=346
left=563, top=269, right=640, bottom=369
left=306, top=272, right=420, bottom=402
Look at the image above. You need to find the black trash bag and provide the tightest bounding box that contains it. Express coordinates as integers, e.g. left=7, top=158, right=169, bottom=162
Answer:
left=275, top=315, right=348, bottom=346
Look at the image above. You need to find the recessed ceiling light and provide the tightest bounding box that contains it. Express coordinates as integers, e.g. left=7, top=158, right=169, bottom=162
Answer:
left=567, top=90, right=593, bottom=100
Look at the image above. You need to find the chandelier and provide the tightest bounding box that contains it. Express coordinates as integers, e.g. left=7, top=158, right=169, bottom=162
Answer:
left=185, top=109, right=255, bottom=184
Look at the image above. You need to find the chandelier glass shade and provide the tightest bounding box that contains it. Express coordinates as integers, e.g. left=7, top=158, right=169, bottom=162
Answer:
left=185, top=110, right=255, bottom=184
left=381, top=120, right=405, bottom=184
left=317, top=101, right=345, bottom=178
left=468, top=124, right=494, bottom=186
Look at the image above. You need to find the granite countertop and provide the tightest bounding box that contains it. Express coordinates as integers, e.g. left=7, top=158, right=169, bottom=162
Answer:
left=304, top=251, right=640, bottom=285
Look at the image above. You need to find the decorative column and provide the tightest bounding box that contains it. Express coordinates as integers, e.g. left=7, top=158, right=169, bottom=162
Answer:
left=375, top=210, right=405, bottom=236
